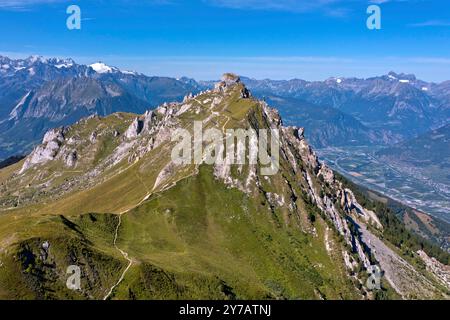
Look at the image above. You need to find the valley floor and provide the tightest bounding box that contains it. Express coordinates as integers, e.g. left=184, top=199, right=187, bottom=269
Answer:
left=317, top=146, right=450, bottom=224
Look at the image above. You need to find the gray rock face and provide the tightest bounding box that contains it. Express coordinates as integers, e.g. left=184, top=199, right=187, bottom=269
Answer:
left=240, top=87, right=251, bottom=99
left=214, top=73, right=241, bottom=92
left=183, top=93, right=193, bottom=103
left=341, top=188, right=383, bottom=229
left=142, top=110, right=156, bottom=132
left=89, top=131, right=97, bottom=143
left=40, top=241, right=50, bottom=261
left=278, top=119, right=374, bottom=270
left=20, top=127, right=65, bottom=173
left=43, top=128, right=65, bottom=144
left=65, top=150, right=78, bottom=167
left=124, top=118, right=144, bottom=139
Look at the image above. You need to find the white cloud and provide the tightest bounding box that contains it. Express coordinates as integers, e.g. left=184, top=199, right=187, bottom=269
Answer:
left=202, top=0, right=415, bottom=17
left=0, top=0, right=62, bottom=6
left=0, top=0, right=67, bottom=10
left=203, top=0, right=412, bottom=13
left=408, top=20, right=450, bottom=27
left=2, top=52, right=449, bottom=81
left=204, top=0, right=347, bottom=13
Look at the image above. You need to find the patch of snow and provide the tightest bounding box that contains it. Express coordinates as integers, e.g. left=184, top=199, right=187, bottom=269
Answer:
left=421, top=87, right=429, bottom=91
left=399, top=79, right=410, bottom=83
left=29, top=55, right=48, bottom=63
left=336, top=78, right=342, bottom=84
left=121, top=70, right=137, bottom=75
left=90, top=62, right=114, bottom=74
left=55, top=63, right=74, bottom=69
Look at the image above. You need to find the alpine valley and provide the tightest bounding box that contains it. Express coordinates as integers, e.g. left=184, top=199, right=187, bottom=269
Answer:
left=0, top=56, right=449, bottom=300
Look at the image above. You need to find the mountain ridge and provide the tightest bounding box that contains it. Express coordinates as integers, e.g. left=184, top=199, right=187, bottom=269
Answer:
left=1, top=54, right=449, bottom=160
left=0, top=75, right=448, bottom=300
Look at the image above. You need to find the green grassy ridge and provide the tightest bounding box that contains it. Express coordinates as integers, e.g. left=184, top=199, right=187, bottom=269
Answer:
left=108, top=165, right=359, bottom=300
left=0, top=113, right=136, bottom=210
left=0, top=84, right=255, bottom=216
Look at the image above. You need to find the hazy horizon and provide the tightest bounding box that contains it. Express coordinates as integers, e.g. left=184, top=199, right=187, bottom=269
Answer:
left=1, top=0, right=450, bottom=82
left=2, top=52, right=448, bottom=83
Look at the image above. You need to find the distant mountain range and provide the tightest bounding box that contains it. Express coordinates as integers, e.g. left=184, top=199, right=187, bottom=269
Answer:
left=378, top=123, right=450, bottom=185
left=259, top=95, right=380, bottom=148
left=0, top=55, right=201, bottom=160
left=205, top=74, right=450, bottom=196
left=1, top=55, right=449, bottom=160
left=379, top=123, right=450, bottom=166
left=238, top=73, right=449, bottom=146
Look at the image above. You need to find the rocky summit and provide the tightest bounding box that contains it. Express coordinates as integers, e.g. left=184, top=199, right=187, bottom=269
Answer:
left=0, top=75, right=448, bottom=300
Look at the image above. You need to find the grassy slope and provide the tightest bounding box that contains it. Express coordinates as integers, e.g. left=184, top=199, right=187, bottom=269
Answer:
left=0, top=213, right=126, bottom=299
left=110, top=166, right=359, bottom=300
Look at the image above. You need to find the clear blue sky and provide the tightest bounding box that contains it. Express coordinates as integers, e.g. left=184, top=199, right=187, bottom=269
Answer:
left=0, top=0, right=449, bottom=81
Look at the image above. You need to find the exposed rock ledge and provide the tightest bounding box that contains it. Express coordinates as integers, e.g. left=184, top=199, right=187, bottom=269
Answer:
left=19, top=127, right=65, bottom=173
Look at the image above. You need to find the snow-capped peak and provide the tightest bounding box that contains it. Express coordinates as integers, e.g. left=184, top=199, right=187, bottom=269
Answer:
left=388, top=74, right=397, bottom=80
left=90, top=62, right=116, bottom=74
left=121, top=70, right=138, bottom=75
left=55, top=62, right=74, bottom=69
left=27, top=55, right=47, bottom=64
left=52, top=58, right=75, bottom=69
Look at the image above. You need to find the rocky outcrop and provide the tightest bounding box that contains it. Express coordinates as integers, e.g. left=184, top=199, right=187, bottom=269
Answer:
left=341, top=188, right=383, bottom=229
left=280, top=121, right=375, bottom=270
left=64, top=150, right=78, bottom=168
left=221, top=73, right=240, bottom=85
left=124, top=117, right=144, bottom=139
left=214, top=73, right=241, bottom=92
left=20, top=127, right=65, bottom=173
left=42, top=128, right=65, bottom=144
left=142, top=110, right=156, bottom=132
left=40, top=241, right=50, bottom=261
left=89, top=131, right=97, bottom=143
left=240, top=87, right=251, bottom=99
left=417, top=250, right=450, bottom=290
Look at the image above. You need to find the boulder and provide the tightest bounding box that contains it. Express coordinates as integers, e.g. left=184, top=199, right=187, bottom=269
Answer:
left=124, top=117, right=144, bottom=139
left=65, top=150, right=78, bottom=167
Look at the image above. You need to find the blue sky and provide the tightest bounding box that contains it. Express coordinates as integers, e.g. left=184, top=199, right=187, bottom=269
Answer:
left=0, top=0, right=449, bottom=81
